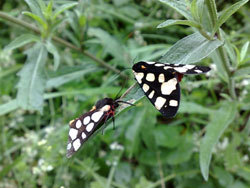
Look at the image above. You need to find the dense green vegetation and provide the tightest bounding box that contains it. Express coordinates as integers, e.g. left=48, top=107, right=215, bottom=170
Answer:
left=0, top=0, right=250, bottom=187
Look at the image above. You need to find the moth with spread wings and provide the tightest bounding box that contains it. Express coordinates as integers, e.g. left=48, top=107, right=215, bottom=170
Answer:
left=66, top=97, right=132, bottom=158
left=132, top=61, right=211, bottom=118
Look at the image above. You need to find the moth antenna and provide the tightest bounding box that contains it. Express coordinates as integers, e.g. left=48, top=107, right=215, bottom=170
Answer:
left=112, top=117, right=115, bottom=130
left=115, top=77, right=128, bottom=100
left=132, top=56, right=137, bottom=65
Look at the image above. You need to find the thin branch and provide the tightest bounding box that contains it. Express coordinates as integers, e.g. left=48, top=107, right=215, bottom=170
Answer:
left=0, top=11, right=127, bottom=79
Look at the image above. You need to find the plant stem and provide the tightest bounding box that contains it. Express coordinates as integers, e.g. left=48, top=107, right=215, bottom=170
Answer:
left=0, top=11, right=127, bottom=79
left=206, top=0, right=218, bottom=27
left=148, top=170, right=199, bottom=188
left=205, top=2, right=237, bottom=100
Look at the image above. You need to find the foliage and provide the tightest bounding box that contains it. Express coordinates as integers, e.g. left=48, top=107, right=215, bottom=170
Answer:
left=0, top=0, right=250, bottom=187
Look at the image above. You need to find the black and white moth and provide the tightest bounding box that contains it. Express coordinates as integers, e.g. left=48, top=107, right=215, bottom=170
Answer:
left=132, top=61, right=211, bottom=118
left=66, top=97, right=133, bottom=158
left=66, top=98, right=119, bottom=158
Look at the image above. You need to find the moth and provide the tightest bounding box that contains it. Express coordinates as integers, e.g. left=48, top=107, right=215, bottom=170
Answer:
left=66, top=97, right=133, bottom=158
left=132, top=61, right=211, bottom=118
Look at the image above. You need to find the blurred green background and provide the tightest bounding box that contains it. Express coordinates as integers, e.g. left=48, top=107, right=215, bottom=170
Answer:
left=0, top=0, right=250, bottom=188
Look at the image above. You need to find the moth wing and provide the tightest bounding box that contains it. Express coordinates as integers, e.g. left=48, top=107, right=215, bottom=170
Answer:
left=66, top=108, right=108, bottom=158
left=136, top=69, right=180, bottom=118
left=165, top=64, right=211, bottom=75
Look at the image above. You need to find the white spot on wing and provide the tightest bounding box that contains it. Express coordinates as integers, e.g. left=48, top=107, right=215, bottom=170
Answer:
left=101, top=105, right=110, bottom=112
left=73, top=139, right=81, bottom=151
left=82, top=132, right=86, bottom=139
left=148, top=90, right=155, bottom=99
left=146, top=61, right=155, bottom=64
left=184, top=65, right=195, bottom=69
left=155, top=63, right=164, bottom=67
left=164, top=66, right=172, bottom=70
left=161, top=78, right=177, bottom=95
left=75, top=120, right=82, bottom=128
left=69, top=128, right=78, bottom=140
left=67, top=143, right=72, bottom=150
left=169, top=100, right=178, bottom=107
left=134, top=72, right=144, bottom=84
left=174, top=67, right=188, bottom=73
left=91, top=111, right=104, bottom=122
left=83, top=116, right=90, bottom=125
left=142, top=84, right=150, bottom=92
left=158, top=74, right=165, bottom=83
left=194, top=69, right=202, bottom=73
left=86, top=122, right=94, bottom=132
left=146, top=73, right=155, bottom=82
left=155, top=97, right=166, bottom=110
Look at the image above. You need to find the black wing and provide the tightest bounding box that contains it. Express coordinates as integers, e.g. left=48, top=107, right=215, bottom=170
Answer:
left=134, top=67, right=180, bottom=118
left=66, top=108, right=108, bottom=158
left=156, top=62, right=211, bottom=75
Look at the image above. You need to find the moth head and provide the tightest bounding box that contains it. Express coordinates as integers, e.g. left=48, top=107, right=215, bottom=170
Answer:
left=132, top=61, right=149, bottom=72
left=95, top=98, right=119, bottom=109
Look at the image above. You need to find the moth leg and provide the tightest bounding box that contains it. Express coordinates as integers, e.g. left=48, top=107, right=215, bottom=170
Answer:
left=112, top=117, right=115, bottom=130
left=102, top=115, right=110, bottom=135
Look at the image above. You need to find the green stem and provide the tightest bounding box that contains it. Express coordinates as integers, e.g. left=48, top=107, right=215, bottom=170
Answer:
left=148, top=170, right=199, bottom=188
left=205, top=2, right=237, bottom=100
left=206, top=0, right=218, bottom=27
left=0, top=11, right=127, bottom=79
left=199, top=29, right=212, bottom=40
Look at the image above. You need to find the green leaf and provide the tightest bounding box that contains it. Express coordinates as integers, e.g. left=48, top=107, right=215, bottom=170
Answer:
left=0, top=99, right=18, bottom=116
left=158, top=0, right=192, bottom=20
left=234, top=65, right=250, bottom=77
left=88, top=28, right=125, bottom=61
left=213, top=167, right=234, bottom=187
left=191, top=0, right=199, bottom=22
left=166, top=138, right=193, bottom=165
left=125, top=107, right=146, bottom=158
left=200, top=103, right=237, bottom=181
left=160, top=32, right=223, bottom=64
left=210, top=50, right=228, bottom=82
left=179, top=101, right=215, bottom=115
left=46, top=66, right=100, bottom=89
left=240, top=41, right=249, bottom=63
left=24, top=0, right=44, bottom=18
left=154, top=126, right=181, bottom=148
left=53, top=2, right=78, bottom=19
left=45, top=41, right=60, bottom=71
left=4, top=34, right=40, bottom=51
left=157, top=19, right=200, bottom=29
left=22, top=11, right=47, bottom=30
left=44, top=0, right=53, bottom=20
left=197, top=0, right=205, bottom=23
left=17, top=43, right=48, bottom=113
left=212, top=0, right=249, bottom=35
left=116, top=84, right=145, bottom=114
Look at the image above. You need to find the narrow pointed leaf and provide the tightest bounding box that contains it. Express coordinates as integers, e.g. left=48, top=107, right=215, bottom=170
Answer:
left=212, top=0, right=249, bottom=35
left=22, top=11, right=47, bottom=30
left=0, top=100, right=18, bottom=116
left=17, top=43, right=48, bottom=113
left=160, top=32, right=223, bottom=64
left=240, top=41, right=249, bottom=62
left=158, top=0, right=192, bottom=20
left=24, top=0, right=44, bottom=18
left=53, top=2, right=78, bottom=19
left=46, top=66, right=100, bottom=89
left=157, top=19, right=200, bottom=29
left=200, top=103, right=237, bottom=181
left=45, top=41, right=60, bottom=71
left=4, top=34, right=40, bottom=51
